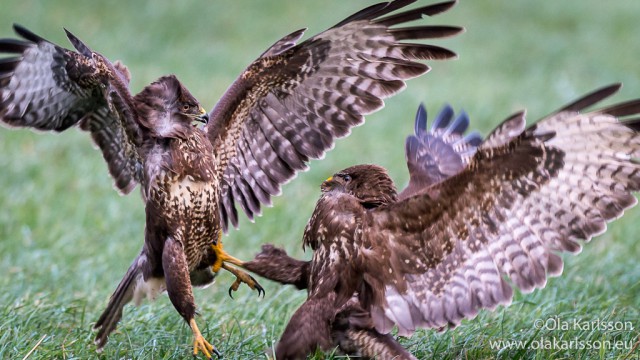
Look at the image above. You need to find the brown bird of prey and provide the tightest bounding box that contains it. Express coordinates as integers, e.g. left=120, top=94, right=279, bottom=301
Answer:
left=0, top=0, right=462, bottom=357
left=244, top=84, right=640, bottom=359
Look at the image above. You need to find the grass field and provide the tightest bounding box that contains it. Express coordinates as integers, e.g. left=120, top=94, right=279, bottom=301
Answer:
left=1, top=1, right=639, bottom=359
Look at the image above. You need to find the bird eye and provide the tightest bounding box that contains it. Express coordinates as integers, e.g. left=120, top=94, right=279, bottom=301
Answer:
left=182, top=104, right=190, bottom=112
left=342, top=174, right=352, bottom=182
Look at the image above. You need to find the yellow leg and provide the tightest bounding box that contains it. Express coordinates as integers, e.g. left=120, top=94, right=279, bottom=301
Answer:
left=211, top=233, right=245, bottom=271
left=189, top=318, right=220, bottom=359
left=211, top=234, right=265, bottom=297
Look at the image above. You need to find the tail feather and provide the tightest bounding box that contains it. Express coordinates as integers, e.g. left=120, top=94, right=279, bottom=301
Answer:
left=342, top=328, right=417, bottom=360
left=94, top=255, right=145, bottom=350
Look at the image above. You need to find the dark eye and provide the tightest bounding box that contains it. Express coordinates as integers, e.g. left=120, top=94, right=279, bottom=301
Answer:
left=182, top=104, right=190, bottom=112
left=342, top=174, right=352, bottom=182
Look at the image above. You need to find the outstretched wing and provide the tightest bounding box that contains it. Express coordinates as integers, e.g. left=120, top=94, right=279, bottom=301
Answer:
left=362, top=84, right=640, bottom=335
left=207, top=0, right=463, bottom=230
left=0, top=25, right=143, bottom=194
left=399, top=103, right=482, bottom=200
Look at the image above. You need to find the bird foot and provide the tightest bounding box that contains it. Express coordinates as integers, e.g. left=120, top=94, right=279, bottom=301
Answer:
left=190, top=319, right=221, bottom=359
left=221, top=263, right=265, bottom=298
left=210, top=238, right=265, bottom=298
left=210, top=235, right=242, bottom=272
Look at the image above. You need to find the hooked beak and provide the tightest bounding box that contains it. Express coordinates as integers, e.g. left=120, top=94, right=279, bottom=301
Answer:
left=321, top=176, right=334, bottom=192
left=195, top=106, right=209, bottom=124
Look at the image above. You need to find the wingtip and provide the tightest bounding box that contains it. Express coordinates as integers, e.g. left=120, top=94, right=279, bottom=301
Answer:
left=603, top=82, right=623, bottom=93
left=432, top=103, right=454, bottom=131
left=414, top=103, right=427, bottom=134
left=424, top=0, right=458, bottom=16
left=12, top=23, right=46, bottom=43
left=63, top=27, right=93, bottom=57
left=63, top=27, right=77, bottom=44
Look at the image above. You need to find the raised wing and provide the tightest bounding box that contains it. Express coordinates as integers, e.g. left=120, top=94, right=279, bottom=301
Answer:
left=208, top=0, right=463, bottom=230
left=399, top=104, right=482, bottom=200
left=0, top=25, right=143, bottom=194
left=363, top=84, right=640, bottom=335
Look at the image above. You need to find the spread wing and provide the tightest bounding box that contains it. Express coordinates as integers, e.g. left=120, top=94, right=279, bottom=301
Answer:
left=399, top=103, right=482, bottom=200
left=361, top=84, right=640, bottom=335
left=0, top=25, right=143, bottom=194
left=207, top=0, right=463, bottom=230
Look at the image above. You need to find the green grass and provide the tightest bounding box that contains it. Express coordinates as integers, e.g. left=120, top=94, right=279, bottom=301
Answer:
left=1, top=0, right=639, bottom=359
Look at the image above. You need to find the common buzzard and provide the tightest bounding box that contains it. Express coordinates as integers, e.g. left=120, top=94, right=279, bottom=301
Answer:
left=244, top=84, right=640, bottom=359
left=0, top=0, right=461, bottom=357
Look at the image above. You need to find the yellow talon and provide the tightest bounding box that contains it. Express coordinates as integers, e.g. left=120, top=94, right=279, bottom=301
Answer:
left=210, top=234, right=247, bottom=272
left=190, top=318, right=220, bottom=359
left=210, top=234, right=265, bottom=297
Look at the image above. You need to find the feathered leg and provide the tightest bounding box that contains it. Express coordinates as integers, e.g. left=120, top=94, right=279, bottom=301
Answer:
left=243, top=244, right=310, bottom=290
left=275, top=294, right=336, bottom=360
left=163, top=237, right=220, bottom=359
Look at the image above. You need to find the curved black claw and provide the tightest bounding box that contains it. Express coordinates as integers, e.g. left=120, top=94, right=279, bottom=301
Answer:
left=251, top=275, right=265, bottom=298
left=213, top=348, right=223, bottom=359
left=226, top=274, right=265, bottom=299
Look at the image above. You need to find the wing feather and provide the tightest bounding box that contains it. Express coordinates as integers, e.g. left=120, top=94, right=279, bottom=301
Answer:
left=399, top=104, right=482, bottom=199
left=210, top=0, right=463, bottom=230
left=0, top=25, right=142, bottom=194
left=364, top=85, right=640, bottom=335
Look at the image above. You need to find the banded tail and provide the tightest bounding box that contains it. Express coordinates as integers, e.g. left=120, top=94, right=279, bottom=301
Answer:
left=94, top=255, right=147, bottom=350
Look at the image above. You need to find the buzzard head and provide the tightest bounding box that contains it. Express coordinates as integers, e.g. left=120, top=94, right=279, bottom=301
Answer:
left=321, top=164, right=397, bottom=209
left=134, top=74, right=208, bottom=139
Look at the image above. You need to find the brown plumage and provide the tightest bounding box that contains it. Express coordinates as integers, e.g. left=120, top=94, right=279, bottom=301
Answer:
left=244, top=84, right=640, bottom=359
left=0, top=0, right=461, bottom=357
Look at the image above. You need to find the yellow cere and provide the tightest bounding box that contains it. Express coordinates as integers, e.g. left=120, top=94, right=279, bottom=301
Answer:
left=326, top=176, right=333, bottom=182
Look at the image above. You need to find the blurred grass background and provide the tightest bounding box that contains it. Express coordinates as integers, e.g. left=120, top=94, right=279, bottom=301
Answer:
left=0, top=0, right=639, bottom=359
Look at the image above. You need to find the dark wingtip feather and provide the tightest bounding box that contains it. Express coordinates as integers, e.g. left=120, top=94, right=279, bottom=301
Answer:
left=448, top=110, right=470, bottom=135
left=414, top=103, right=427, bottom=135
left=261, top=28, right=307, bottom=58
left=390, top=25, right=464, bottom=41
left=0, top=38, right=30, bottom=54
left=432, top=104, right=454, bottom=131
left=332, top=1, right=396, bottom=28
left=13, top=24, right=47, bottom=43
left=375, top=0, right=457, bottom=26
left=597, top=98, right=640, bottom=118
left=557, top=83, right=622, bottom=113
left=64, top=28, right=92, bottom=57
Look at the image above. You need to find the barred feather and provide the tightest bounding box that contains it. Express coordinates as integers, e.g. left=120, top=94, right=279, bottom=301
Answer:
left=214, top=0, right=463, bottom=230
left=369, top=84, right=640, bottom=335
left=0, top=25, right=142, bottom=194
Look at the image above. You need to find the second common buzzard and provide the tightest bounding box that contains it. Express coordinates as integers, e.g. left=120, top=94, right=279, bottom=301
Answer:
left=245, top=84, right=640, bottom=359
